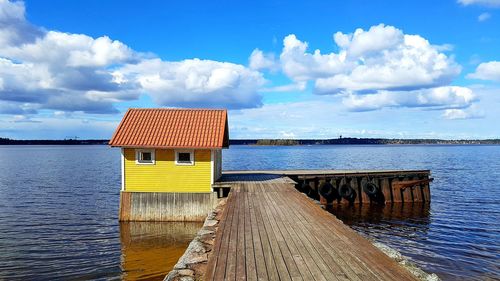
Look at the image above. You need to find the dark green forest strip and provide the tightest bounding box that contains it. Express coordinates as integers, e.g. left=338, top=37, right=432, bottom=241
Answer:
left=2, top=137, right=499, bottom=145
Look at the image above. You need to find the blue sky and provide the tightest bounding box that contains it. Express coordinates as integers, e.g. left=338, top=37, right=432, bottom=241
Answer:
left=0, top=0, right=499, bottom=139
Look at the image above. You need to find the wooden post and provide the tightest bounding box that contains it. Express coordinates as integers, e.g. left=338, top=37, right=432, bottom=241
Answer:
left=352, top=176, right=362, bottom=204
left=381, top=178, right=392, bottom=204
left=391, top=178, right=434, bottom=204
left=359, top=177, right=370, bottom=204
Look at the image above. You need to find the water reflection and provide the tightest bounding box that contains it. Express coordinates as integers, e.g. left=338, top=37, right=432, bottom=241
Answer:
left=1, top=145, right=498, bottom=280
left=328, top=203, right=431, bottom=226
left=328, top=204, right=438, bottom=274
left=224, top=145, right=500, bottom=280
left=120, top=222, right=202, bottom=281
left=328, top=203, right=432, bottom=246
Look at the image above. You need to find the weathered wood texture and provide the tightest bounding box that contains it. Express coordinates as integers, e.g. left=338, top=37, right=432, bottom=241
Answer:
left=215, top=173, right=296, bottom=185
left=219, top=170, right=432, bottom=204
left=119, top=191, right=218, bottom=221
left=222, top=169, right=430, bottom=177
left=205, top=178, right=418, bottom=281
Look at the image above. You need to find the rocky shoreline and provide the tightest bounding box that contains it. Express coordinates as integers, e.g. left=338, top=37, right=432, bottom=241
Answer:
left=164, top=198, right=227, bottom=281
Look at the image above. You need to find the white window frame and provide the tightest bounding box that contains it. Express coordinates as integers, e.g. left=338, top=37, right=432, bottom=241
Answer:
left=135, top=149, right=155, bottom=165
left=175, top=149, right=195, bottom=166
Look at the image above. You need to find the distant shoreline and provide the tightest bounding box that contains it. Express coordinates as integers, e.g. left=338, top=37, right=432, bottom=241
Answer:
left=231, top=138, right=500, bottom=145
left=1, top=137, right=500, bottom=145
left=0, top=138, right=107, bottom=145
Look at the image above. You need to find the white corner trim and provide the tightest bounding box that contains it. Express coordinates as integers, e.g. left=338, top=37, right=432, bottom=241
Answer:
left=121, top=148, right=125, bottom=191
left=135, top=148, right=156, bottom=165
left=175, top=149, right=195, bottom=166
left=210, top=149, right=214, bottom=186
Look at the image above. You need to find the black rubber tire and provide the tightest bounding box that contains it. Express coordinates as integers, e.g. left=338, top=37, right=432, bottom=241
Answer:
left=339, top=183, right=353, bottom=199
left=363, top=182, right=380, bottom=197
left=301, top=182, right=310, bottom=194
left=319, top=182, right=338, bottom=201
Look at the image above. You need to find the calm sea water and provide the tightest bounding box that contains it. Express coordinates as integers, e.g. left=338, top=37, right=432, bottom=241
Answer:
left=0, top=145, right=499, bottom=280
left=224, top=145, right=500, bottom=281
left=0, top=145, right=202, bottom=280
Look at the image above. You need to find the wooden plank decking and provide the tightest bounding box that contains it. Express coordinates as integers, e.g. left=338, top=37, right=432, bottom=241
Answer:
left=206, top=175, right=417, bottom=281
left=221, top=169, right=430, bottom=178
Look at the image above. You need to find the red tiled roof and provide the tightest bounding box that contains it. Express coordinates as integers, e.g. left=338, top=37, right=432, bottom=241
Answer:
left=109, top=108, right=229, bottom=148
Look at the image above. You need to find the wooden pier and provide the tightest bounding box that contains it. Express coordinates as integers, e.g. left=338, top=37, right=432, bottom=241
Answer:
left=217, top=170, right=432, bottom=205
left=206, top=172, right=422, bottom=281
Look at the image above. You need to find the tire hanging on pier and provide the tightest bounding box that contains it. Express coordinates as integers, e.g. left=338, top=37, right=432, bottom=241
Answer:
left=362, top=181, right=385, bottom=203
left=339, top=182, right=356, bottom=203
left=319, top=181, right=339, bottom=201
left=301, top=181, right=311, bottom=194
left=363, top=182, right=380, bottom=197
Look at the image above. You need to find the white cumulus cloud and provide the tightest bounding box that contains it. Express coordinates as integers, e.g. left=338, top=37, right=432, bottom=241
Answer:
left=249, top=49, right=279, bottom=71
left=280, top=34, right=350, bottom=81
left=279, top=24, right=461, bottom=94
left=116, top=58, right=265, bottom=109
left=467, top=61, right=500, bottom=81
left=260, top=81, right=307, bottom=93
left=1, top=31, right=136, bottom=68
left=442, top=106, right=484, bottom=120
left=0, top=0, right=43, bottom=46
left=458, top=0, right=500, bottom=7
left=342, top=86, right=476, bottom=112
left=0, top=0, right=266, bottom=115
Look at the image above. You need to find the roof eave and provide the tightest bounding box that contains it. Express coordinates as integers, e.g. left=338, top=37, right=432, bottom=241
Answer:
left=110, top=144, right=227, bottom=149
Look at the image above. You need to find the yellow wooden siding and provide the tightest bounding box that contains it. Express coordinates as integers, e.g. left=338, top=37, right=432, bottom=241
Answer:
left=124, top=148, right=212, bottom=192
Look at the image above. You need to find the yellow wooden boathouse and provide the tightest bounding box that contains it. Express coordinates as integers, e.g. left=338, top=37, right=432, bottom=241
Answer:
left=109, top=108, right=229, bottom=221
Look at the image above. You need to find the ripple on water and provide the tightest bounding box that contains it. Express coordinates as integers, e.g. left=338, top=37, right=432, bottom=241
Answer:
left=1, top=145, right=500, bottom=280
left=0, top=146, right=202, bottom=280
left=223, top=145, right=500, bottom=280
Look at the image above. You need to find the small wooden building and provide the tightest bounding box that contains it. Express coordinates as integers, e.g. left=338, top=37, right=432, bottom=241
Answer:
left=109, top=108, right=229, bottom=221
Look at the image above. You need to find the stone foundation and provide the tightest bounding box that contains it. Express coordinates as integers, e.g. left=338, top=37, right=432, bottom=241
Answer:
left=164, top=198, right=227, bottom=281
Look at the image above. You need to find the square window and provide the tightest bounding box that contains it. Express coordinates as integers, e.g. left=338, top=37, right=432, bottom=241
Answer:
left=177, top=152, right=191, bottom=163
left=141, top=152, right=152, bottom=161
left=136, top=149, right=155, bottom=164
left=175, top=150, right=194, bottom=165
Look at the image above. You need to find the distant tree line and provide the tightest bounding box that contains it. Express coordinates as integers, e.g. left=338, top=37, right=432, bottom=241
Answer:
left=1, top=137, right=500, bottom=146
left=255, top=139, right=300, bottom=146
left=0, top=137, right=108, bottom=145
left=231, top=137, right=500, bottom=145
